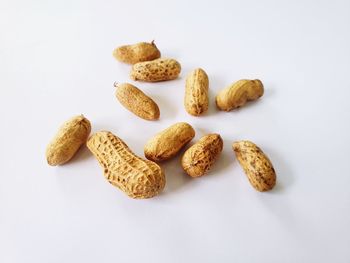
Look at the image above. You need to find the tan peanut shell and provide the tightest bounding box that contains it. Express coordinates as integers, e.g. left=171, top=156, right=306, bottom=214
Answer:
left=185, top=68, right=209, bottom=116
left=130, top=58, right=181, bottom=82
left=46, top=115, right=91, bottom=166
left=182, top=134, right=223, bottom=177
left=232, top=140, right=276, bottom=192
left=87, top=131, right=165, bottom=199
left=113, top=41, right=161, bottom=64
left=216, top=79, right=264, bottom=111
left=115, top=82, right=160, bottom=120
left=144, top=122, right=195, bottom=162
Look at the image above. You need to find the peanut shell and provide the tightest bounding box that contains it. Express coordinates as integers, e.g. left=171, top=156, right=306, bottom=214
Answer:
left=216, top=79, right=264, bottom=111
left=130, top=58, right=181, bottom=82
left=185, top=68, right=209, bottom=116
left=144, top=122, right=195, bottom=162
left=87, top=131, right=165, bottom=199
left=113, top=41, right=161, bottom=64
left=46, top=115, right=91, bottom=166
left=182, top=134, right=223, bottom=177
left=232, top=140, right=276, bottom=191
left=115, top=82, right=160, bottom=120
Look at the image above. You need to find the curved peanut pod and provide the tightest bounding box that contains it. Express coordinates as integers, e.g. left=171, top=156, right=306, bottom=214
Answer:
left=185, top=68, right=209, bottom=116
left=232, top=140, right=276, bottom=191
left=144, top=122, right=195, bottom=162
left=113, top=41, right=161, bottom=64
left=46, top=115, right=91, bottom=166
left=115, top=82, right=160, bottom=120
left=130, top=58, right=181, bottom=82
left=216, top=79, right=264, bottom=111
left=182, top=134, right=223, bottom=177
left=87, top=131, right=165, bottom=199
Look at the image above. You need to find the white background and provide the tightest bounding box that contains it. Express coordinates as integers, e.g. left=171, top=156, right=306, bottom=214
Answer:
left=1, top=0, right=350, bottom=262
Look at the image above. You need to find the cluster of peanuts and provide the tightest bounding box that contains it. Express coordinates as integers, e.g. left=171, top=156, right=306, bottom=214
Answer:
left=46, top=41, right=277, bottom=199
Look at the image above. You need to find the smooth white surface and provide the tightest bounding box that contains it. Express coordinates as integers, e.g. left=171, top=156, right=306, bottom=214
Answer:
left=1, top=0, right=350, bottom=262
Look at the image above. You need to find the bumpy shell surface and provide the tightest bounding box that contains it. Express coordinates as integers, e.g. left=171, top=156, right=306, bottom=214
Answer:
left=46, top=115, right=91, bottom=166
left=185, top=68, right=209, bottom=116
left=87, top=131, right=165, bottom=199
left=144, top=122, right=195, bottom=162
left=130, top=58, right=181, bottom=82
left=216, top=79, right=264, bottom=111
left=113, top=41, right=161, bottom=64
left=182, top=134, right=223, bottom=177
left=232, top=140, right=276, bottom=191
left=115, top=82, right=160, bottom=120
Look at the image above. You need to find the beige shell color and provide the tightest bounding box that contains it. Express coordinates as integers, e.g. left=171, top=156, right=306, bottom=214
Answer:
left=216, top=79, right=264, bottom=111
left=130, top=58, right=181, bottom=82
left=144, top=122, right=195, bottom=162
left=232, top=140, right=276, bottom=192
left=87, top=131, right=165, bottom=199
left=185, top=68, right=209, bottom=116
left=182, top=134, right=223, bottom=177
left=113, top=41, right=161, bottom=64
left=115, top=82, right=160, bottom=121
left=46, top=115, right=91, bottom=166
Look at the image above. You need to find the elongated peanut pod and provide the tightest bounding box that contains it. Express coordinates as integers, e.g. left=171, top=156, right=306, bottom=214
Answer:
left=87, top=131, right=165, bottom=199
left=113, top=41, right=161, bottom=64
left=185, top=68, right=209, bottom=116
left=46, top=115, right=91, bottom=166
left=144, top=122, right=195, bottom=162
left=115, top=82, right=160, bottom=120
left=130, top=58, right=181, bottom=82
left=216, top=79, right=264, bottom=111
left=232, top=140, right=276, bottom=191
left=182, top=134, right=223, bottom=177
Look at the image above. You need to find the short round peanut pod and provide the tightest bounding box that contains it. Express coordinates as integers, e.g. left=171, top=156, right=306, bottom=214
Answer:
left=182, top=134, right=223, bottom=177
left=115, top=82, right=160, bottom=121
left=130, top=58, right=181, bottom=82
left=185, top=68, right=209, bottom=116
left=216, top=79, right=264, bottom=111
left=87, top=131, right=165, bottom=199
left=113, top=41, right=161, bottom=64
left=46, top=115, right=91, bottom=166
left=144, top=122, right=195, bottom=162
left=232, top=140, right=276, bottom=191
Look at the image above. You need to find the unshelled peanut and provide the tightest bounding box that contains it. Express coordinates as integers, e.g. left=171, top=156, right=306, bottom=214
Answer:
left=182, top=134, right=223, bottom=177
left=113, top=41, right=161, bottom=64
left=115, top=82, right=160, bottom=120
left=87, top=131, right=165, bottom=199
left=232, top=140, right=276, bottom=191
left=216, top=79, right=264, bottom=111
left=130, top=58, right=181, bottom=82
left=46, top=115, right=91, bottom=166
left=144, top=122, right=195, bottom=162
left=185, top=68, right=209, bottom=116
